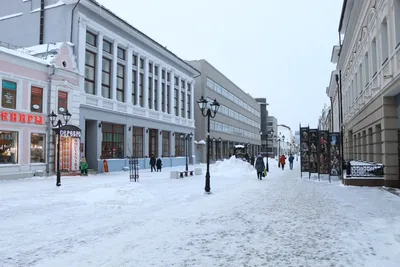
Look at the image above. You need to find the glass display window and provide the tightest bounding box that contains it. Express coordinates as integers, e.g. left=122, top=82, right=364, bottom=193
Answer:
left=31, top=133, right=46, bottom=163
left=0, top=131, right=18, bottom=164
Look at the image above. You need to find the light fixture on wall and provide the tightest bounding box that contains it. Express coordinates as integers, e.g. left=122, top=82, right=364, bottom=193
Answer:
left=384, top=75, right=393, bottom=79
left=98, top=122, right=102, bottom=128
left=128, top=127, right=131, bottom=131
left=146, top=129, right=149, bottom=133
left=172, top=132, right=175, bottom=136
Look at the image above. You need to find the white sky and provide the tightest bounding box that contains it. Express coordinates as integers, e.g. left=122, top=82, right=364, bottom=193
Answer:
left=96, top=0, right=343, bottom=131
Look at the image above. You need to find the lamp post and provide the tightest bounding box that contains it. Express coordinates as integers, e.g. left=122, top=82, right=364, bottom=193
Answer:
left=181, top=132, right=193, bottom=172
left=197, top=96, right=220, bottom=194
left=48, top=110, right=72, bottom=187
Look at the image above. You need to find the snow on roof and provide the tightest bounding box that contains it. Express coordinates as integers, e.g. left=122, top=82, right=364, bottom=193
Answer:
left=0, top=46, right=50, bottom=66
left=234, top=145, right=245, bottom=148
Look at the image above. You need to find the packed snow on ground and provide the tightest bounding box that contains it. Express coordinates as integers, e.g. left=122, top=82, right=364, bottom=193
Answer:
left=1, top=157, right=400, bottom=267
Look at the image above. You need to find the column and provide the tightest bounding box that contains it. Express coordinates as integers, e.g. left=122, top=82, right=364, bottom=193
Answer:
left=184, top=80, right=188, bottom=118
left=158, top=130, right=163, bottom=157
left=190, top=80, right=195, bottom=119
left=77, top=18, right=87, bottom=77
left=96, top=33, right=103, bottom=97
left=169, top=70, right=175, bottom=114
left=151, top=62, right=155, bottom=110
left=163, top=68, right=168, bottom=113
left=135, top=53, right=140, bottom=105
left=178, top=77, right=182, bottom=117
left=144, top=128, right=149, bottom=157
left=143, top=57, right=149, bottom=109
left=125, top=46, right=133, bottom=104
left=170, top=131, right=175, bottom=156
left=111, top=40, right=118, bottom=100
left=157, top=65, right=162, bottom=111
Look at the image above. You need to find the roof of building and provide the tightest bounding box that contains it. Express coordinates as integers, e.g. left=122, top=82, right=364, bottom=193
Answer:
left=19, top=42, right=74, bottom=63
left=0, top=42, right=51, bottom=66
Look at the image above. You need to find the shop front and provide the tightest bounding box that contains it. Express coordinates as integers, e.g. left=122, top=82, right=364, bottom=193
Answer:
left=54, top=125, right=82, bottom=175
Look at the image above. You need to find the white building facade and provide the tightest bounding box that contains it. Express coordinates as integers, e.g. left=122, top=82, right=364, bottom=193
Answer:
left=277, top=124, right=293, bottom=155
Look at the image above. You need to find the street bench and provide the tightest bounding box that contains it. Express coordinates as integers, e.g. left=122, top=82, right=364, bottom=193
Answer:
left=178, top=170, right=194, bottom=178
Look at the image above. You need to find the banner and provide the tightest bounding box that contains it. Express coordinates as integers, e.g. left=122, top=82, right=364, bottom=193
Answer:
left=329, top=132, right=341, bottom=176
left=309, top=129, right=319, bottom=174
left=318, top=130, right=330, bottom=175
left=299, top=126, right=310, bottom=173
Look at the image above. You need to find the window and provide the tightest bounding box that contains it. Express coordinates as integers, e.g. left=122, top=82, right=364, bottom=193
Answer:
left=162, top=131, right=170, bottom=156
left=372, top=38, right=378, bottom=75
left=187, top=91, right=191, bottom=118
left=381, top=18, right=389, bottom=64
left=174, top=133, right=185, bottom=156
left=132, top=70, right=137, bottom=105
left=139, top=73, right=144, bottom=107
left=148, top=77, right=152, bottom=109
left=117, top=47, right=125, bottom=60
left=85, top=50, right=96, bottom=94
left=364, top=53, right=369, bottom=86
left=181, top=91, right=185, bottom=117
left=162, top=69, right=165, bottom=80
left=0, top=131, right=18, bottom=164
left=132, top=127, right=143, bottom=158
left=395, top=0, right=400, bottom=47
left=167, top=72, right=170, bottom=82
left=154, top=81, right=158, bottom=110
left=86, top=31, right=97, bottom=46
left=102, top=58, right=111, bottom=98
left=155, top=66, right=159, bottom=75
left=103, top=40, right=112, bottom=54
left=174, top=88, right=178, bottom=116
left=174, top=76, right=179, bottom=85
left=166, top=85, right=170, bottom=113
left=116, top=64, right=125, bottom=102
left=30, top=133, right=45, bottom=163
left=140, top=58, right=144, bottom=69
left=31, top=86, right=43, bottom=113
left=161, top=83, right=165, bottom=112
left=149, top=62, right=153, bottom=73
left=2, top=80, right=17, bottom=109
left=101, top=123, right=124, bottom=159
left=58, top=91, right=68, bottom=113
left=148, top=129, right=158, bottom=157
left=132, top=54, right=137, bottom=66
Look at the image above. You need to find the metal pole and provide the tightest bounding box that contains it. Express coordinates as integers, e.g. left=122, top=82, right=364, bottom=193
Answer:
left=56, top=125, right=61, bottom=186
left=205, top=111, right=211, bottom=193
left=185, top=136, right=188, bottom=172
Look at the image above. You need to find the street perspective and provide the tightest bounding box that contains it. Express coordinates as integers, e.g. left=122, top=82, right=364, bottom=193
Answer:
left=1, top=0, right=400, bottom=266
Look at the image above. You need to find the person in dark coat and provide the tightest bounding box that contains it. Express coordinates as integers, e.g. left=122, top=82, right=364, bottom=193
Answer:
left=250, top=155, right=255, bottom=167
left=255, top=155, right=265, bottom=180
left=156, top=158, right=162, bottom=172
left=149, top=154, right=156, bottom=172
left=288, top=154, right=294, bottom=170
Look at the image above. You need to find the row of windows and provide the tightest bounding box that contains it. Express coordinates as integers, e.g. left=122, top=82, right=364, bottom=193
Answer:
left=206, top=78, right=260, bottom=117
left=210, top=120, right=259, bottom=140
left=207, top=98, right=260, bottom=128
left=85, top=31, right=191, bottom=118
left=1, top=80, right=69, bottom=114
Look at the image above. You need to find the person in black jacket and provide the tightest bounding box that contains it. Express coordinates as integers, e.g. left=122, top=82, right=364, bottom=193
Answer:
left=156, top=158, right=162, bottom=172
left=149, top=154, right=156, bottom=172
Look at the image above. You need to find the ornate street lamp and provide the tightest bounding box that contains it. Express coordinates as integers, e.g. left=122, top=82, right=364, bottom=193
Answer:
left=181, top=133, right=193, bottom=172
left=48, top=110, right=72, bottom=187
left=197, top=96, right=220, bottom=194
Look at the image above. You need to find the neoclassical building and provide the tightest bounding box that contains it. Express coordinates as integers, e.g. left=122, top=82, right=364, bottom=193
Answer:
left=330, top=0, right=400, bottom=187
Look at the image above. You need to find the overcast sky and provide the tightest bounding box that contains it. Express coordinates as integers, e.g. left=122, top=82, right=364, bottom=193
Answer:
left=96, top=0, right=343, bottom=131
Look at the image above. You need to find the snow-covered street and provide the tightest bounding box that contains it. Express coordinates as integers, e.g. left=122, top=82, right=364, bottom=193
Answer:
left=1, top=158, right=400, bottom=267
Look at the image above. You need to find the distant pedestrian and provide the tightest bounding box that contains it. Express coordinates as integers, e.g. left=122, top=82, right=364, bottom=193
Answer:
left=250, top=155, right=255, bottom=167
left=156, top=158, right=162, bottom=172
left=280, top=155, right=286, bottom=170
left=255, top=154, right=265, bottom=180
left=288, top=154, right=294, bottom=170
left=149, top=154, right=156, bottom=172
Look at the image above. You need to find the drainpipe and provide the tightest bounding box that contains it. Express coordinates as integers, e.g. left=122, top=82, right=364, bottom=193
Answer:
left=330, top=97, right=334, bottom=131
left=46, top=64, right=56, bottom=175
left=70, top=0, right=81, bottom=43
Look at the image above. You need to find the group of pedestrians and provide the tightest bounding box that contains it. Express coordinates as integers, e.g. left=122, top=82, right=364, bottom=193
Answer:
left=149, top=154, right=163, bottom=172
left=252, top=153, right=295, bottom=180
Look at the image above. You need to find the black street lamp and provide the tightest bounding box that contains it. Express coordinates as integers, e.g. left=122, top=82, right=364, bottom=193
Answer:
left=181, top=132, right=193, bottom=172
left=197, top=96, right=220, bottom=194
left=48, top=110, right=72, bottom=187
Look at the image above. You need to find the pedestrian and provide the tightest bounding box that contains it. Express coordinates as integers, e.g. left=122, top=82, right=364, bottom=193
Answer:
left=79, top=157, right=88, bottom=176
left=149, top=154, right=156, bottom=172
left=288, top=154, right=294, bottom=170
left=255, top=154, right=265, bottom=180
left=280, top=154, right=286, bottom=170
left=250, top=155, right=255, bottom=167
left=156, top=158, right=162, bottom=172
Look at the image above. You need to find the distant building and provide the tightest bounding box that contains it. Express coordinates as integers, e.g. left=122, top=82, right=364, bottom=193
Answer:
left=255, top=98, right=268, bottom=156
left=267, top=116, right=278, bottom=157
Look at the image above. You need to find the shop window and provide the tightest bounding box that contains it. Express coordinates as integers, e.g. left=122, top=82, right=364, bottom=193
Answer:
left=31, top=86, right=43, bottom=113
left=162, top=131, right=170, bottom=156
left=101, top=123, right=124, bottom=159
left=148, top=129, right=158, bottom=157
left=1, top=80, right=17, bottom=109
left=0, top=131, right=18, bottom=164
left=30, top=133, right=45, bottom=163
left=174, top=133, right=185, bottom=157
left=58, top=91, right=68, bottom=113
left=132, top=127, right=143, bottom=158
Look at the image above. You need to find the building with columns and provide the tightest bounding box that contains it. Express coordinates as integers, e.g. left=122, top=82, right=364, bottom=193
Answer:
left=267, top=116, right=278, bottom=157
left=187, top=60, right=261, bottom=162
left=0, top=0, right=200, bottom=171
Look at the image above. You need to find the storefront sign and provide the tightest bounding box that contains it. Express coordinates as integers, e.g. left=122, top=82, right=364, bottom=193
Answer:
left=1, top=111, right=43, bottom=125
left=60, top=130, right=81, bottom=137
left=71, top=138, right=79, bottom=171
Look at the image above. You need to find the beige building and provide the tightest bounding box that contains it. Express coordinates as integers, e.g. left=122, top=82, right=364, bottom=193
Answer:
left=333, top=0, right=400, bottom=187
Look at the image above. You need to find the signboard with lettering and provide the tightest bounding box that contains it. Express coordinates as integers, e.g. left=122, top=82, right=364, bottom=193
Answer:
left=1, top=111, right=44, bottom=125
left=60, top=130, right=81, bottom=137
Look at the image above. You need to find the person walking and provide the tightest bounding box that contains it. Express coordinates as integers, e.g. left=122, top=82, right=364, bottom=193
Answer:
left=250, top=155, right=255, bottom=168
left=149, top=154, right=156, bottom=172
left=156, top=158, right=162, bottom=172
left=279, top=154, right=286, bottom=170
left=255, top=154, right=265, bottom=180
left=288, top=154, right=294, bottom=170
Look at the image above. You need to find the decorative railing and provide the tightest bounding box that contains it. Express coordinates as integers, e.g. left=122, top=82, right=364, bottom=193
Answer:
left=346, top=161, right=385, bottom=178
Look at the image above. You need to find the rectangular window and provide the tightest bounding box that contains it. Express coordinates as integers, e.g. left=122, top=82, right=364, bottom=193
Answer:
left=103, top=40, right=112, bottom=54
left=148, top=129, right=158, bottom=157
left=154, top=81, right=158, bottom=110
left=174, top=88, right=178, bottom=116
left=58, top=91, right=68, bottom=113
left=85, top=50, right=96, bottom=95
left=86, top=31, right=97, bottom=46
left=181, top=91, right=185, bottom=117
left=140, top=58, right=144, bottom=69
left=372, top=38, right=378, bottom=75
left=132, top=70, right=137, bottom=105
left=155, top=66, right=159, bottom=75
left=148, top=77, right=152, bottom=109
left=102, top=58, right=111, bottom=99
left=116, top=64, right=125, bottom=102
left=31, top=86, right=43, bottom=113
left=117, top=47, right=125, bottom=60
left=132, top=54, right=137, bottom=66
left=174, top=76, right=179, bottom=86
left=1, top=80, right=17, bottom=109
left=132, top=127, right=144, bottom=158
left=167, top=72, right=170, bottom=82
left=381, top=18, right=389, bottom=64
left=174, top=133, right=185, bottom=157
left=187, top=92, right=191, bottom=118
left=149, top=63, right=153, bottom=74
left=0, top=131, right=18, bottom=164
left=167, top=85, right=170, bottom=113
left=30, top=133, right=45, bottom=163
left=139, top=73, right=144, bottom=107
left=101, top=123, right=124, bottom=159
left=161, top=83, right=165, bottom=112
left=364, top=53, right=369, bottom=86
left=395, top=0, right=400, bottom=46
left=162, top=69, right=165, bottom=80
left=162, top=131, right=170, bottom=156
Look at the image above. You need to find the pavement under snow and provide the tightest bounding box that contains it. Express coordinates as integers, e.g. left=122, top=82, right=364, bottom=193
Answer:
left=1, top=158, right=400, bottom=267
